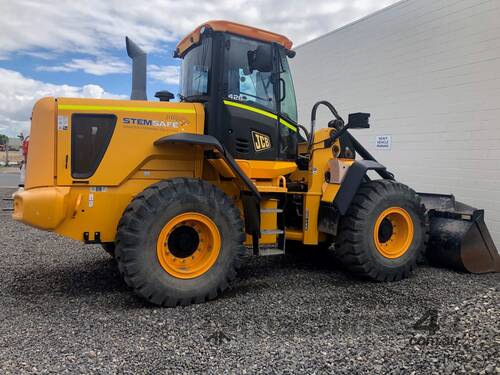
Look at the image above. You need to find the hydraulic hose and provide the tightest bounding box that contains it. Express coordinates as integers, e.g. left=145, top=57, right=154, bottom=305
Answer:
left=308, top=100, right=344, bottom=154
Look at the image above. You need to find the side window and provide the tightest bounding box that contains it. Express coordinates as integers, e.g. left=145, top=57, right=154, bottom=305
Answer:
left=71, top=114, right=116, bottom=179
left=192, top=65, right=209, bottom=95
left=180, top=37, right=212, bottom=97
left=239, top=68, right=257, bottom=98
left=224, top=36, right=276, bottom=113
left=279, top=52, right=298, bottom=123
left=278, top=51, right=298, bottom=160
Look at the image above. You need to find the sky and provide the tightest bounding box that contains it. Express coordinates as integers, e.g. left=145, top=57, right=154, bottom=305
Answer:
left=0, top=0, right=398, bottom=137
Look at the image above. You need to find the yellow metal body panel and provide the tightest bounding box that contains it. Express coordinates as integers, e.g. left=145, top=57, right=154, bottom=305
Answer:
left=254, top=178, right=288, bottom=193
left=14, top=98, right=206, bottom=242
left=15, top=180, right=188, bottom=242
left=25, top=98, right=57, bottom=189
left=13, top=187, right=70, bottom=230
left=57, top=180, right=173, bottom=242
left=321, top=182, right=341, bottom=203
left=321, top=159, right=354, bottom=202
left=208, top=159, right=236, bottom=178
left=285, top=229, right=303, bottom=241
left=236, top=160, right=297, bottom=179
left=301, top=128, right=342, bottom=244
left=56, top=98, right=204, bottom=186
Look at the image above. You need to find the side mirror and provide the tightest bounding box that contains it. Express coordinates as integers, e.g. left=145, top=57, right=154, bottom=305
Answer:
left=347, top=113, right=370, bottom=129
left=329, top=113, right=370, bottom=143
left=248, top=44, right=273, bottom=72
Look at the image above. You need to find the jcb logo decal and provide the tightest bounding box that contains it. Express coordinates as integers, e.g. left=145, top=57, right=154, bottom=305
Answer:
left=252, top=131, right=271, bottom=152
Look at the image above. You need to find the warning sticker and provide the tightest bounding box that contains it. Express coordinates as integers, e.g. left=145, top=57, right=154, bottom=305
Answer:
left=57, top=115, right=68, bottom=130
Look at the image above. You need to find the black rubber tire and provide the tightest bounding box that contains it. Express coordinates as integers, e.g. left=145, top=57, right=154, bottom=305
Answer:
left=335, top=180, right=426, bottom=282
left=115, top=178, right=246, bottom=307
left=101, top=243, right=115, bottom=258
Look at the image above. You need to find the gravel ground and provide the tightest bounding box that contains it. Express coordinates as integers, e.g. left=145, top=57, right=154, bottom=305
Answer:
left=1, top=188, right=499, bottom=374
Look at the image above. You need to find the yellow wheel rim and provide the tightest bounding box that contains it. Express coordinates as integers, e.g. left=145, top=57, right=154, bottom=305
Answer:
left=373, top=207, right=414, bottom=259
left=156, top=212, right=221, bottom=279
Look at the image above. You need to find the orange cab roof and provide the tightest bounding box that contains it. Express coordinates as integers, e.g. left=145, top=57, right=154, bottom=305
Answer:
left=176, top=20, right=293, bottom=57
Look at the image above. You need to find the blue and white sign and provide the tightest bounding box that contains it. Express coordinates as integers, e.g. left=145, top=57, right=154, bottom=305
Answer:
left=376, top=135, right=391, bottom=150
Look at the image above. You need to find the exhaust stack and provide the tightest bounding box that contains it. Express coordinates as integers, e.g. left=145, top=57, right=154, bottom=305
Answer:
left=126, top=37, right=147, bottom=101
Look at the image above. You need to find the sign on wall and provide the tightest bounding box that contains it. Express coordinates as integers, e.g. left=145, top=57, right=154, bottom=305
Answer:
left=375, top=135, right=391, bottom=150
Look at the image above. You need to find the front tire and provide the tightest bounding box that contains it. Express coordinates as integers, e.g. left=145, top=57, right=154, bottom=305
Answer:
left=335, top=180, right=426, bottom=281
left=115, top=178, right=246, bottom=307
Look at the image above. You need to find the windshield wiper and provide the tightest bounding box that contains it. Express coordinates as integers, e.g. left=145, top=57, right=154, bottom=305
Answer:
left=240, top=92, right=272, bottom=102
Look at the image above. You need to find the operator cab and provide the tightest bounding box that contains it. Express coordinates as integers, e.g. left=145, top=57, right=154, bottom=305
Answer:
left=175, top=21, right=299, bottom=161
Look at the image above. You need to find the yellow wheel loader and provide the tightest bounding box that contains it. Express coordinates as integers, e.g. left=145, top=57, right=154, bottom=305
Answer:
left=13, top=21, right=499, bottom=307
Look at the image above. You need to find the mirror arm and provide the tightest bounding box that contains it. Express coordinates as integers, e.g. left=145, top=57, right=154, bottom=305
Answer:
left=330, top=124, right=350, bottom=142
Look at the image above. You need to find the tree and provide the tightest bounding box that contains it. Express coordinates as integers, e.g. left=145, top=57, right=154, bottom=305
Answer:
left=0, top=134, right=8, bottom=146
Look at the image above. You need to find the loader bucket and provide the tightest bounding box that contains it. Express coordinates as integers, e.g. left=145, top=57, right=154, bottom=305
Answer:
left=418, top=193, right=500, bottom=273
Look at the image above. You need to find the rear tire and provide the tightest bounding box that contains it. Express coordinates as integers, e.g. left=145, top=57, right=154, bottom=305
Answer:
left=115, top=178, right=246, bottom=307
left=335, top=180, right=426, bottom=281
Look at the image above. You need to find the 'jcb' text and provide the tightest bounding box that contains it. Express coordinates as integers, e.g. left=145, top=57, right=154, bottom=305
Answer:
left=252, top=131, right=271, bottom=152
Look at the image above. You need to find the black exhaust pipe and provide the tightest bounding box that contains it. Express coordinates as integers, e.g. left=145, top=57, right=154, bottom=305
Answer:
left=126, top=37, right=147, bottom=101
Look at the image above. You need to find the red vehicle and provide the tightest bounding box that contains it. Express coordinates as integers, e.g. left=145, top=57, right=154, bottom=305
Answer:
left=21, top=136, right=29, bottom=162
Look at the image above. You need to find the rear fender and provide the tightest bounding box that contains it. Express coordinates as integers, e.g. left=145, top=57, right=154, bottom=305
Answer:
left=154, top=133, right=261, bottom=200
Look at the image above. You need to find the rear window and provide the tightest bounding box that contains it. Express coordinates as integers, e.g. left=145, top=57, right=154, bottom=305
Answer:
left=71, top=114, right=116, bottom=179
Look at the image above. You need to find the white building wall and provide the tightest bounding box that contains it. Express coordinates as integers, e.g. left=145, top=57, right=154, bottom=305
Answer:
left=291, top=0, right=500, bottom=246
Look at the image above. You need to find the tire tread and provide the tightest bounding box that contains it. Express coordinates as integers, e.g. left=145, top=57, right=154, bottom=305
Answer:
left=335, top=179, right=428, bottom=281
left=115, top=178, right=245, bottom=306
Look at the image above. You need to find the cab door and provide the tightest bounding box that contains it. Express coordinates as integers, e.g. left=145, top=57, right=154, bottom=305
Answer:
left=218, top=34, right=280, bottom=161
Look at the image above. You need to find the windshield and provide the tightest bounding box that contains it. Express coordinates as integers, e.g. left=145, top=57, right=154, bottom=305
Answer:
left=223, top=35, right=276, bottom=113
left=180, top=37, right=212, bottom=98
left=279, top=51, right=298, bottom=123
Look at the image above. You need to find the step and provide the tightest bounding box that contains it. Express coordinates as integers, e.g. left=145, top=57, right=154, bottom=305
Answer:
left=261, top=208, right=283, bottom=214
left=261, top=229, right=284, bottom=235
left=259, top=248, right=285, bottom=256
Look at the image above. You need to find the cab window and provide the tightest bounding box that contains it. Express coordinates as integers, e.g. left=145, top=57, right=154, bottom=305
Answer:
left=180, top=37, right=212, bottom=98
left=279, top=51, right=298, bottom=123
left=223, top=35, right=276, bottom=113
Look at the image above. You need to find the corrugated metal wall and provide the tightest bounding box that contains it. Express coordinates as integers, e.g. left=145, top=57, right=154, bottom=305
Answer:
left=291, top=0, right=500, bottom=246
